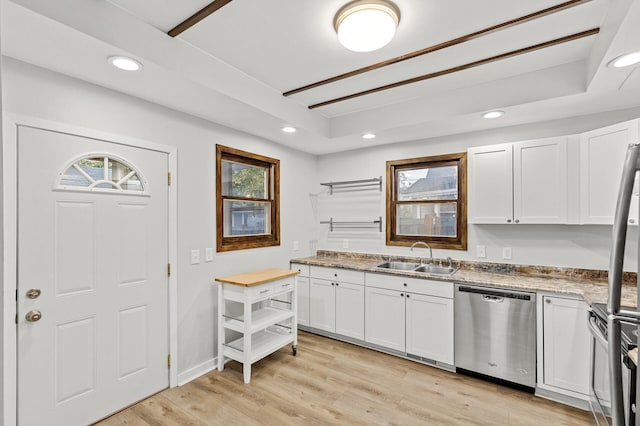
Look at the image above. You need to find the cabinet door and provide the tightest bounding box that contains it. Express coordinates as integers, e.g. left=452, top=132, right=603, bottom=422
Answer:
left=580, top=119, right=640, bottom=224
left=365, top=286, right=405, bottom=352
left=468, top=143, right=514, bottom=224
left=335, top=282, right=364, bottom=340
left=309, top=279, right=335, bottom=332
left=405, top=293, right=454, bottom=365
left=513, top=137, right=568, bottom=224
left=297, top=276, right=310, bottom=326
left=542, top=296, right=590, bottom=395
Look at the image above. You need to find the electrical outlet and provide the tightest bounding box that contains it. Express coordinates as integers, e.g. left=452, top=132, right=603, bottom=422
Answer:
left=476, top=245, right=486, bottom=258
left=191, top=249, right=200, bottom=265
left=342, top=239, right=349, bottom=249
left=205, top=248, right=213, bottom=262
left=502, top=247, right=512, bottom=260
left=293, top=240, right=299, bottom=251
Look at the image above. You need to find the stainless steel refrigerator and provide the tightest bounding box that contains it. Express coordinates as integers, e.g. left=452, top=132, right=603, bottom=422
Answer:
left=606, top=143, right=640, bottom=426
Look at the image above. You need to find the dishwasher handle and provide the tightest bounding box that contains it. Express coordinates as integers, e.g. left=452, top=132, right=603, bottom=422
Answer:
left=482, top=295, right=504, bottom=303
left=457, top=285, right=533, bottom=301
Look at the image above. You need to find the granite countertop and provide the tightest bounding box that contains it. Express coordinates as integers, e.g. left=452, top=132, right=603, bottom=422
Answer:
left=291, top=251, right=638, bottom=308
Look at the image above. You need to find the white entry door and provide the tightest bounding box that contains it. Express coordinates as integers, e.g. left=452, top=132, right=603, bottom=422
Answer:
left=17, top=126, right=169, bottom=425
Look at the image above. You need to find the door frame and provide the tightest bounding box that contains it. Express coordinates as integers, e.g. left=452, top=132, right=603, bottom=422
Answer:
left=2, top=113, right=179, bottom=426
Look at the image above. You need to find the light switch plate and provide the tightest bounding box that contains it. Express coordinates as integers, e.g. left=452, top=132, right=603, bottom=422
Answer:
left=293, top=240, right=299, bottom=251
left=342, top=239, right=349, bottom=249
left=191, top=249, right=200, bottom=265
left=476, top=245, right=486, bottom=258
left=502, top=247, right=512, bottom=260
left=205, top=248, right=213, bottom=262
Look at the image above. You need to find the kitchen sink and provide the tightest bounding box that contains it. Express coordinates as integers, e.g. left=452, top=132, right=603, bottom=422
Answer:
left=376, top=261, right=420, bottom=270
left=376, top=261, right=458, bottom=275
left=414, top=264, right=458, bottom=275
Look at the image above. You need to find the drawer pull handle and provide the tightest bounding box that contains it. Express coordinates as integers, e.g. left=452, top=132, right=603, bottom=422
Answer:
left=282, top=283, right=291, bottom=287
left=259, top=289, right=270, bottom=294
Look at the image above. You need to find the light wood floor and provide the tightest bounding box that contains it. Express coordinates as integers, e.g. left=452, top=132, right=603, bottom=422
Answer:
left=97, top=331, right=592, bottom=425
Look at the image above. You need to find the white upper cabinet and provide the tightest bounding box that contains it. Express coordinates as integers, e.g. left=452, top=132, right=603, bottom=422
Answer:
left=513, top=137, right=568, bottom=224
left=468, top=143, right=513, bottom=224
left=580, top=119, right=640, bottom=225
left=468, top=137, right=568, bottom=224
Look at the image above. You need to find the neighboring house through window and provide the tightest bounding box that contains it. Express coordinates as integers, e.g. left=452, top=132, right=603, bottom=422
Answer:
left=216, top=144, right=280, bottom=252
left=386, top=153, right=467, bottom=250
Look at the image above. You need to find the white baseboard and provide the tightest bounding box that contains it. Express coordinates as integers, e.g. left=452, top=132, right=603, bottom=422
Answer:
left=177, top=358, right=218, bottom=386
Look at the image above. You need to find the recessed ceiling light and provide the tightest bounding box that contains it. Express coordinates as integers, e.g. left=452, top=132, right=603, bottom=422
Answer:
left=362, top=133, right=376, bottom=139
left=281, top=126, right=297, bottom=133
left=334, top=0, right=401, bottom=52
left=482, top=110, right=504, bottom=119
left=108, top=56, right=143, bottom=71
left=609, top=52, right=640, bottom=68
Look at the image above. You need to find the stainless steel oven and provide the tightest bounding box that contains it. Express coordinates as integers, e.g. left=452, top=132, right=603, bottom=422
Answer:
left=588, top=303, right=637, bottom=425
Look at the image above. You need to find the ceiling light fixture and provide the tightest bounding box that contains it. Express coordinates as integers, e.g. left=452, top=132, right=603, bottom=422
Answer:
left=362, top=133, right=376, bottom=139
left=108, top=56, right=143, bottom=71
left=334, top=0, right=400, bottom=53
left=482, top=110, right=504, bottom=119
left=281, top=126, right=297, bottom=133
left=609, top=52, right=640, bottom=68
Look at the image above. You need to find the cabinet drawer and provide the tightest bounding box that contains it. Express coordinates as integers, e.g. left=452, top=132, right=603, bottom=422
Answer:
left=236, top=277, right=294, bottom=302
left=291, top=263, right=310, bottom=277
left=365, top=273, right=453, bottom=298
left=311, top=266, right=364, bottom=285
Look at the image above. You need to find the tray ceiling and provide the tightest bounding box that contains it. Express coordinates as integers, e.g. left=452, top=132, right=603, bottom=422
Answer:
left=2, top=0, right=640, bottom=154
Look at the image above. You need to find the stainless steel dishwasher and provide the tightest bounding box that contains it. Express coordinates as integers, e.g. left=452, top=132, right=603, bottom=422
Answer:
left=455, top=284, right=536, bottom=388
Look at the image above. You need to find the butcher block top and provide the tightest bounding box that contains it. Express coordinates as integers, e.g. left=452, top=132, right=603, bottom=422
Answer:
left=215, top=268, right=299, bottom=287
left=630, top=348, right=638, bottom=366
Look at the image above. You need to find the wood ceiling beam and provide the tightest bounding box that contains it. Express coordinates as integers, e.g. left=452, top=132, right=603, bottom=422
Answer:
left=308, top=28, right=599, bottom=109
left=284, top=0, right=592, bottom=97
left=168, top=0, right=233, bottom=38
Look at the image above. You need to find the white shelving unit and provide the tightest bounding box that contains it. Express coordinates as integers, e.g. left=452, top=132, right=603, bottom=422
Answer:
left=216, top=268, right=299, bottom=384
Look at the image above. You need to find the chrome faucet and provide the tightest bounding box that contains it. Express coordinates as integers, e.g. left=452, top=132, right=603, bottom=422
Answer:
left=410, top=241, right=433, bottom=264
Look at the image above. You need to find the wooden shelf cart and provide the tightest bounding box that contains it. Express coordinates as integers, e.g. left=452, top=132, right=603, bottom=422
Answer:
left=215, top=268, right=299, bottom=384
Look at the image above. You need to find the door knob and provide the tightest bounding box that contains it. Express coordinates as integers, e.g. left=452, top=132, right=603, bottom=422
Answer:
left=26, top=288, right=41, bottom=299
left=25, top=310, right=42, bottom=322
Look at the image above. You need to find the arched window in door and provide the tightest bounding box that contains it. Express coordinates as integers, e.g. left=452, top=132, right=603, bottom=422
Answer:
left=55, top=154, right=149, bottom=195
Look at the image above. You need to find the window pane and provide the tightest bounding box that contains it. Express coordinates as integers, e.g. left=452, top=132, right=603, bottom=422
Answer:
left=59, top=157, right=144, bottom=192
left=222, top=160, right=268, bottom=199
left=223, top=200, right=271, bottom=236
left=396, top=203, right=457, bottom=237
left=397, top=166, right=458, bottom=201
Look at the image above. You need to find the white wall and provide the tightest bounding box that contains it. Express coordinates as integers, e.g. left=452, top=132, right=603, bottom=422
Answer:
left=1, top=58, right=318, bottom=379
left=316, top=111, right=640, bottom=272
left=0, top=2, right=5, bottom=418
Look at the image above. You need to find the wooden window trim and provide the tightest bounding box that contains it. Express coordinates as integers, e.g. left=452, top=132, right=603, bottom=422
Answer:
left=386, top=152, right=467, bottom=250
left=216, top=144, right=280, bottom=252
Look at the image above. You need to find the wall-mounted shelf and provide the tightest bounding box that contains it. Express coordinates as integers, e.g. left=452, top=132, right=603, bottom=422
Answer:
left=320, top=176, right=382, bottom=194
left=320, top=216, right=383, bottom=232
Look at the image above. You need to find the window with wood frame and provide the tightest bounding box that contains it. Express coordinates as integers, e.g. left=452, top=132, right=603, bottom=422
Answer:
left=216, top=145, right=280, bottom=252
left=386, top=153, right=467, bottom=250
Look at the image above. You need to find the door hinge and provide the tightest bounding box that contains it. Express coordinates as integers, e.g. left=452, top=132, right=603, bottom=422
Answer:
left=167, top=263, right=171, bottom=277
left=168, top=172, right=172, bottom=186
left=167, top=354, right=171, bottom=368
left=15, top=314, right=18, bottom=324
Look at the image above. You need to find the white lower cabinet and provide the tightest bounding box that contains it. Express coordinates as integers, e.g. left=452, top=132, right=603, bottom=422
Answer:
left=537, top=294, right=591, bottom=398
left=406, top=293, right=454, bottom=365
left=364, top=273, right=454, bottom=365
left=297, top=276, right=310, bottom=326
left=309, top=278, right=335, bottom=332
left=364, top=286, right=406, bottom=351
left=309, top=277, right=365, bottom=340
left=335, top=282, right=365, bottom=340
